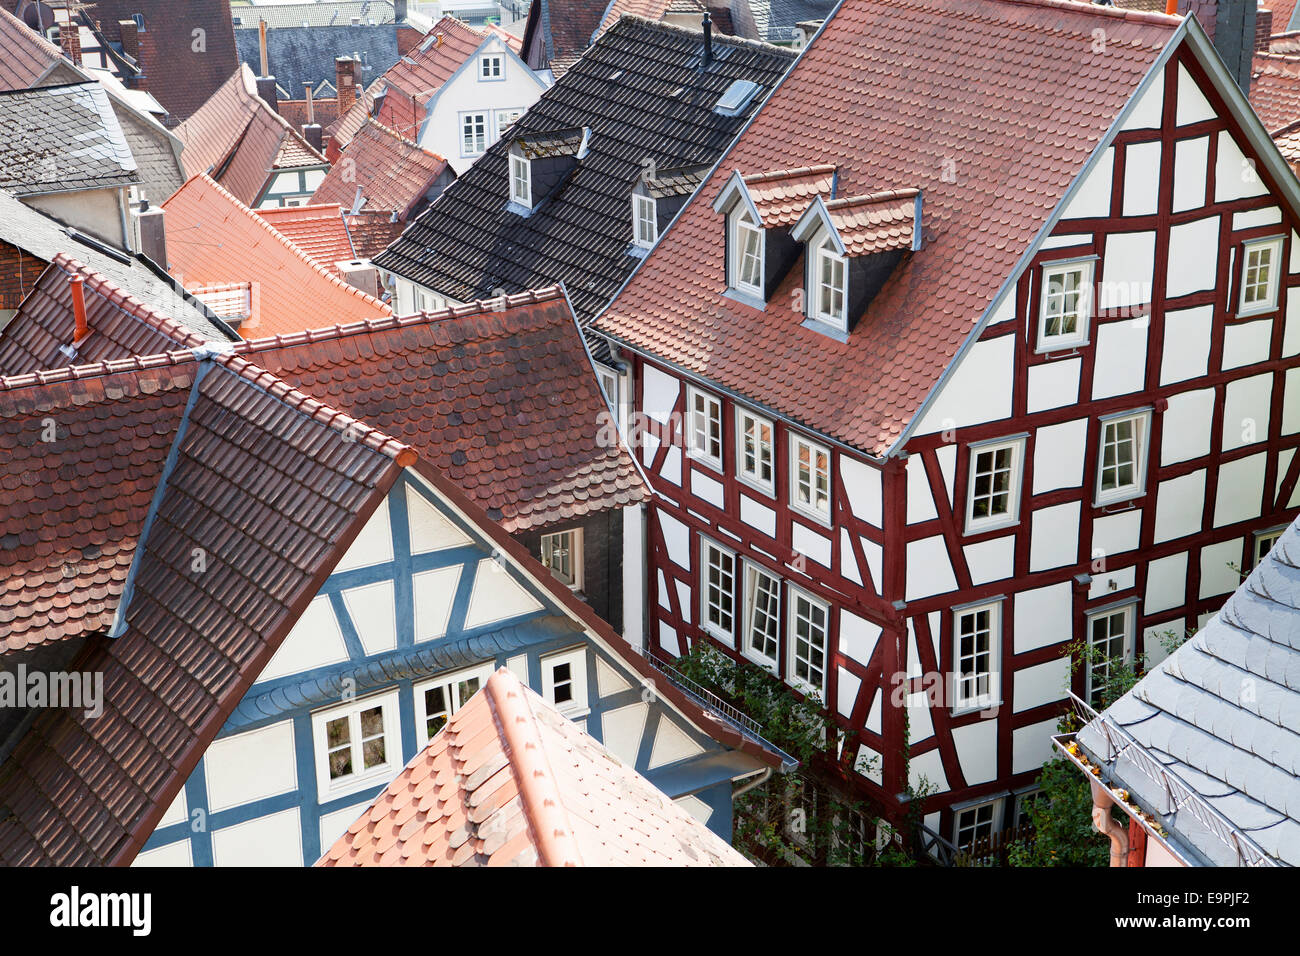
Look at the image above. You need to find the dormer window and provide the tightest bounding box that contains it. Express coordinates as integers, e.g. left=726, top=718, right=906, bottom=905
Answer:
left=509, top=152, right=531, bottom=208
left=731, top=210, right=764, bottom=296
left=633, top=194, right=657, bottom=248
left=812, top=239, right=847, bottom=329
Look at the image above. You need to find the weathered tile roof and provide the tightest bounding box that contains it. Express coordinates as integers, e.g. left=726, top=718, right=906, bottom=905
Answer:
left=644, top=163, right=710, bottom=199
left=0, top=350, right=414, bottom=864
left=0, top=254, right=207, bottom=377
left=374, top=17, right=796, bottom=330
left=311, top=118, right=450, bottom=219
left=0, top=81, right=138, bottom=196
left=256, top=203, right=357, bottom=274
left=343, top=208, right=405, bottom=259
left=1077, top=517, right=1300, bottom=867
left=235, top=22, right=400, bottom=93
left=594, top=0, right=1180, bottom=456
left=162, top=174, right=391, bottom=337
left=1252, top=51, right=1300, bottom=131
left=324, top=87, right=376, bottom=157
left=0, top=5, right=66, bottom=89
left=233, top=287, right=648, bottom=532
left=231, top=1, right=402, bottom=29
left=742, top=164, right=836, bottom=227
left=319, top=668, right=751, bottom=866
left=1271, top=0, right=1300, bottom=35
left=370, top=15, right=489, bottom=139
left=747, top=0, right=835, bottom=42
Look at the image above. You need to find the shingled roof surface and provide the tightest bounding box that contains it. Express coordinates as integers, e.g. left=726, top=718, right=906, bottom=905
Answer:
left=0, top=254, right=207, bottom=377
left=233, top=288, right=648, bottom=532
left=594, top=0, right=1180, bottom=456
left=0, top=82, right=137, bottom=195
left=370, top=16, right=489, bottom=139
left=0, top=351, right=412, bottom=864
left=1251, top=52, right=1300, bottom=131
left=231, top=1, right=402, bottom=29
left=748, top=0, right=835, bottom=42
left=162, top=174, right=391, bottom=337
left=374, top=17, right=796, bottom=329
left=257, top=203, right=357, bottom=273
left=522, top=0, right=608, bottom=70
left=1076, top=517, right=1300, bottom=867
left=0, top=5, right=65, bottom=89
left=319, top=668, right=750, bottom=866
left=234, top=22, right=400, bottom=94
left=311, top=117, right=449, bottom=218
left=343, top=208, right=406, bottom=259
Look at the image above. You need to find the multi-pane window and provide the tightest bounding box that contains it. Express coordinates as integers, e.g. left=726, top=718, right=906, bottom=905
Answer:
left=790, top=434, right=831, bottom=520
left=701, top=540, right=736, bottom=642
left=954, top=800, right=998, bottom=851
left=540, top=528, right=582, bottom=589
left=787, top=586, right=828, bottom=695
left=1086, top=606, right=1133, bottom=708
left=737, top=409, right=774, bottom=492
left=742, top=563, right=781, bottom=669
left=496, top=108, right=523, bottom=133
left=732, top=211, right=764, bottom=295
left=1255, top=529, right=1284, bottom=568
left=509, top=153, right=531, bottom=207
left=687, top=387, right=723, bottom=469
left=312, top=691, right=399, bottom=796
left=954, top=602, right=998, bottom=711
left=461, top=112, right=488, bottom=155
left=1240, top=238, right=1283, bottom=313
left=479, top=53, right=504, bottom=79
left=1013, top=790, right=1040, bottom=829
left=542, top=648, right=588, bottom=717
left=1039, top=260, right=1092, bottom=348
left=633, top=194, right=657, bottom=248
left=1096, top=412, right=1149, bottom=504
left=966, top=439, right=1022, bottom=531
left=414, top=665, right=491, bottom=744
left=814, top=239, right=847, bottom=328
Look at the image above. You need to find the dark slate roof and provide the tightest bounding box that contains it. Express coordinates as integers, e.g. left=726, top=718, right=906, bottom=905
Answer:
left=232, top=1, right=401, bottom=28
left=373, top=16, right=796, bottom=333
left=235, top=23, right=400, bottom=93
left=0, top=351, right=415, bottom=864
left=1077, top=517, right=1300, bottom=867
left=0, top=82, right=138, bottom=196
left=748, top=0, right=836, bottom=43
left=0, top=189, right=234, bottom=343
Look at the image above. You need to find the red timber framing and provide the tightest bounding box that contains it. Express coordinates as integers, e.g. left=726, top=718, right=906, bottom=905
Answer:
left=627, top=42, right=1300, bottom=840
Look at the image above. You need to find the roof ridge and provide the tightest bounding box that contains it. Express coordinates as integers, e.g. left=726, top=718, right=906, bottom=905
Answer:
left=0, top=348, right=199, bottom=395
left=360, top=115, right=448, bottom=161
left=233, top=285, right=568, bottom=353
left=827, top=187, right=921, bottom=207
left=611, top=12, right=797, bottom=55
left=744, top=163, right=837, bottom=183
left=49, top=253, right=207, bottom=350
left=181, top=174, right=392, bottom=315
left=483, top=669, right=584, bottom=867
left=258, top=202, right=347, bottom=218
left=0, top=5, right=65, bottom=66
left=996, top=0, right=1181, bottom=27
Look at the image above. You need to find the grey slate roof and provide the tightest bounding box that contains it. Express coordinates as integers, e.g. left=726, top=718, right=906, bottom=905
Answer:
left=0, top=82, right=138, bottom=196
left=231, top=1, right=400, bottom=28
left=0, top=189, right=237, bottom=344
left=1077, top=516, right=1300, bottom=867
left=235, top=23, right=400, bottom=93
left=373, top=16, right=795, bottom=336
left=748, top=0, right=835, bottom=43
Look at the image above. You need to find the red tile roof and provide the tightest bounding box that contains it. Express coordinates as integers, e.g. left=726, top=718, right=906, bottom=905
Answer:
left=0, top=5, right=66, bottom=90
left=0, top=253, right=206, bottom=377
left=256, top=203, right=357, bottom=274
left=742, top=165, right=837, bottom=228
left=234, top=287, right=648, bottom=531
left=595, top=0, right=1180, bottom=456
left=371, top=16, right=488, bottom=139
left=311, top=117, right=449, bottom=219
left=1270, top=0, right=1300, bottom=33
left=818, top=189, right=920, bottom=258
left=162, top=174, right=391, bottom=337
left=1252, top=51, right=1300, bottom=131
left=319, top=668, right=751, bottom=867
left=324, top=87, right=375, bottom=160
left=343, top=208, right=405, bottom=259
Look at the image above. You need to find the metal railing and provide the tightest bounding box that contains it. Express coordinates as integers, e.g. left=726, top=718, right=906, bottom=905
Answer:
left=1067, top=693, right=1280, bottom=868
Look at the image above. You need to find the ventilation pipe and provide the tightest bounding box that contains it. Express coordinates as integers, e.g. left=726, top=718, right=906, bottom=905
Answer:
left=303, top=82, right=315, bottom=125
left=258, top=18, right=269, bottom=76
left=702, top=12, right=713, bottom=67
left=70, top=274, right=88, bottom=343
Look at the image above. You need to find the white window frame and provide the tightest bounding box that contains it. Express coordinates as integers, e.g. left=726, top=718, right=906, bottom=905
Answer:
left=964, top=436, right=1025, bottom=534
left=495, top=108, right=524, bottom=134
left=1037, top=259, right=1093, bottom=351
left=413, top=663, right=494, bottom=746
left=1011, top=788, right=1041, bottom=829
left=1238, top=236, right=1284, bottom=316
left=730, top=209, right=764, bottom=297
left=700, top=538, right=737, bottom=645
left=789, top=433, right=831, bottom=523
left=686, top=385, right=723, bottom=471
left=952, top=600, right=1001, bottom=714
left=479, top=52, right=504, bottom=80
left=540, top=527, right=583, bottom=590
left=509, top=152, right=532, bottom=208
left=954, top=797, right=1002, bottom=851
left=460, top=111, right=489, bottom=157
left=1254, top=526, right=1285, bottom=568
left=786, top=584, right=829, bottom=697
left=1094, top=410, right=1151, bottom=507
left=741, top=561, right=781, bottom=672
left=1084, top=603, right=1135, bottom=709
left=311, top=689, right=402, bottom=800
left=812, top=237, right=848, bottom=329
left=632, top=193, right=657, bottom=248
left=541, top=647, right=589, bottom=719
left=736, top=407, right=775, bottom=494
left=596, top=365, right=619, bottom=410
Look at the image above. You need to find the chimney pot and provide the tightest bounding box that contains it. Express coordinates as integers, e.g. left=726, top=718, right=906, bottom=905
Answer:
left=259, top=19, right=269, bottom=77
left=304, top=82, right=316, bottom=124
left=70, top=274, right=89, bottom=343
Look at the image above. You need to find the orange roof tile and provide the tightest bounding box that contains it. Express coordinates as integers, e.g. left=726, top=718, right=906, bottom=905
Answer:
left=318, top=669, right=752, bottom=867
left=311, top=118, right=449, bottom=219
left=818, top=189, right=920, bottom=258
left=1252, top=51, right=1300, bottom=131
left=162, top=174, right=390, bottom=338
left=0, top=5, right=69, bottom=90
left=742, top=164, right=837, bottom=227
left=256, top=203, right=357, bottom=274
left=371, top=16, right=488, bottom=139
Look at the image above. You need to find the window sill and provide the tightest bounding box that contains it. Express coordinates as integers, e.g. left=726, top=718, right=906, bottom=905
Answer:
left=626, top=243, right=651, bottom=259
left=318, top=767, right=397, bottom=801
left=1235, top=304, right=1279, bottom=320
left=722, top=287, right=767, bottom=311
left=687, top=452, right=724, bottom=475
left=701, top=624, right=736, bottom=647
left=950, top=699, right=1000, bottom=718
left=1093, top=491, right=1144, bottom=512
left=800, top=316, right=849, bottom=343
left=741, top=650, right=779, bottom=675
left=505, top=200, right=535, bottom=218
left=737, top=474, right=775, bottom=498
left=1034, top=340, right=1088, bottom=358
left=789, top=503, right=833, bottom=529
left=964, top=515, right=1020, bottom=538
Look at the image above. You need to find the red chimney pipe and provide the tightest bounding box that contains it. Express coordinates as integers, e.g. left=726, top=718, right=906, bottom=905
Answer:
left=1165, top=0, right=1177, bottom=15
left=70, top=274, right=89, bottom=343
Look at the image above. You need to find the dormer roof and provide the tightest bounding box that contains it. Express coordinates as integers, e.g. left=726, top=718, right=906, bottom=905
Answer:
left=791, top=188, right=922, bottom=257
left=514, top=126, right=587, bottom=160
left=712, top=164, right=836, bottom=227
left=641, top=164, right=711, bottom=199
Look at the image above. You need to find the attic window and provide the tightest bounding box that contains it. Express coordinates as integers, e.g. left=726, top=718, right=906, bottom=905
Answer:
left=730, top=210, right=764, bottom=297
left=714, top=79, right=760, bottom=117
left=510, top=153, right=532, bottom=208
left=812, top=239, right=847, bottom=329
left=632, top=194, right=657, bottom=248
left=480, top=53, right=504, bottom=80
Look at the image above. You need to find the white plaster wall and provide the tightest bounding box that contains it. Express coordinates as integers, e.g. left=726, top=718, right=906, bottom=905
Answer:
left=1161, top=389, right=1214, bottom=465
left=840, top=455, right=883, bottom=527
left=1172, top=135, right=1209, bottom=213
left=1222, top=373, right=1273, bottom=451
left=1013, top=582, right=1072, bottom=653
left=210, top=807, right=302, bottom=866
left=204, top=721, right=297, bottom=812
left=1011, top=717, right=1059, bottom=774
left=905, top=535, right=958, bottom=601
left=464, top=557, right=543, bottom=628
left=1013, top=657, right=1071, bottom=713
left=1214, top=130, right=1269, bottom=202
left=1092, top=509, right=1142, bottom=557
left=963, top=535, right=1015, bottom=586
left=1120, top=145, right=1161, bottom=218
left=1199, top=537, right=1243, bottom=599
left=1214, top=453, right=1267, bottom=527
left=1160, top=305, right=1213, bottom=385
left=1033, top=419, right=1089, bottom=494
left=906, top=453, right=938, bottom=524
left=1027, top=357, right=1081, bottom=413
left=740, top=494, right=776, bottom=537
left=1166, top=217, right=1221, bottom=298
left=1092, top=318, right=1149, bottom=399
left=258, top=594, right=350, bottom=683
left=839, top=608, right=881, bottom=667
left=952, top=720, right=999, bottom=786
left=1145, top=551, right=1188, bottom=614
left=1153, top=470, right=1207, bottom=544
left=412, top=565, right=462, bottom=641
left=691, top=470, right=725, bottom=509
left=1029, top=502, right=1080, bottom=572
left=913, top=335, right=1015, bottom=434
left=1061, top=147, right=1113, bottom=219
left=1222, top=318, right=1273, bottom=371
left=642, top=365, right=679, bottom=424
left=622, top=504, right=644, bottom=645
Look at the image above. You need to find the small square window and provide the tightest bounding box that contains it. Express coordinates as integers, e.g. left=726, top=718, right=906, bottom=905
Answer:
left=686, top=386, right=723, bottom=470
left=742, top=562, right=781, bottom=670
left=965, top=438, right=1024, bottom=533
left=701, top=539, right=737, bottom=643
left=1096, top=411, right=1150, bottom=506
left=1038, top=260, right=1092, bottom=350
left=787, top=585, right=828, bottom=696
left=414, top=664, right=492, bottom=745
left=540, top=528, right=582, bottom=590
left=731, top=210, right=764, bottom=296
left=736, top=408, right=774, bottom=493
left=312, top=690, right=400, bottom=798
left=1255, top=528, right=1284, bottom=568
left=542, top=648, right=588, bottom=718
left=1085, top=604, right=1133, bottom=708
left=633, top=194, right=657, bottom=248
left=1239, top=238, right=1283, bottom=314
left=479, top=54, right=504, bottom=80
left=790, top=434, right=831, bottom=521
left=509, top=153, right=531, bottom=207
left=953, top=602, right=1000, bottom=712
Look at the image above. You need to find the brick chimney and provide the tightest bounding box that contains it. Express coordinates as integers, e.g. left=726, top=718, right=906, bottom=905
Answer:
left=1257, top=7, right=1274, bottom=51
left=118, top=18, right=139, bottom=60
left=57, top=22, right=82, bottom=66
left=135, top=205, right=167, bottom=269
left=256, top=76, right=280, bottom=113
left=336, top=56, right=358, bottom=116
